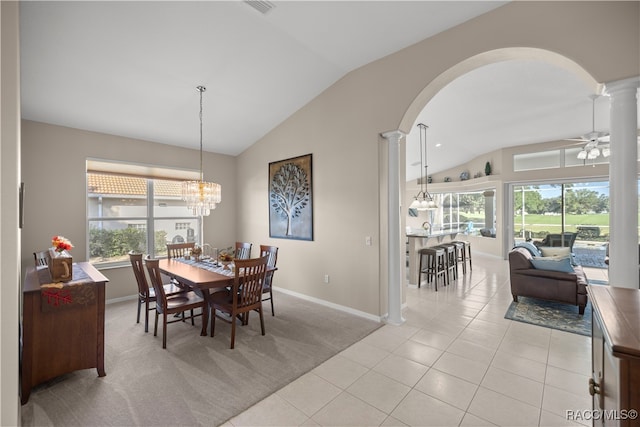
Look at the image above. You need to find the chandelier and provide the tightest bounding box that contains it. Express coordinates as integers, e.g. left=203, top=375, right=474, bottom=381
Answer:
left=576, top=94, right=610, bottom=161
left=409, top=123, right=438, bottom=211
left=182, top=86, right=222, bottom=216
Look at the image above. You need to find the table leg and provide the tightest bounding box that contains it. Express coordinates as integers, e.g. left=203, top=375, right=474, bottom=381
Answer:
left=201, top=289, right=210, bottom=336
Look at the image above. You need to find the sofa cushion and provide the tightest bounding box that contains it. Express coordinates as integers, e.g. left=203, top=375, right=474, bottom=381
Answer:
left=509, top=247, right=534, bottom=270
left=530, top=256, right=575, bottom=273
left=514, top=241, right=542, bottom=257
left=539, top=246, right=571, bottom=258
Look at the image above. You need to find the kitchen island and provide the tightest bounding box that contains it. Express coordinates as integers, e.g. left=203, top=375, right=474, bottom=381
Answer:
left=407, top=230, right=460, bottom=286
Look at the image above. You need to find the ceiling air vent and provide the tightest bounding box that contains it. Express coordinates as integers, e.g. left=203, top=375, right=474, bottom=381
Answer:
left=244, top=0, right=275, bottom=15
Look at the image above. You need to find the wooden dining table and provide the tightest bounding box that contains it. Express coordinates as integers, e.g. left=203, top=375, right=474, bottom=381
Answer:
left=158, top=258, right=234, bottom=336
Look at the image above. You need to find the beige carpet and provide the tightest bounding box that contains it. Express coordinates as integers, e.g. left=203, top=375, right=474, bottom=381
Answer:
left=20, top=291, right=381, bottom=426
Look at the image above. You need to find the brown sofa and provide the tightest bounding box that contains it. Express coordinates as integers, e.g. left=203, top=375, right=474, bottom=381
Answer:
left=508, top=247, right=589, bottom=315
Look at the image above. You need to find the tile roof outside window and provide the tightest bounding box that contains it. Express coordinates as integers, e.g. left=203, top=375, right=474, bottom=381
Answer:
left=87, top=174, right=182, bottom=197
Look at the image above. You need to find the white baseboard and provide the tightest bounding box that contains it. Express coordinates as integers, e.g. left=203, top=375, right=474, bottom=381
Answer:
left=106, top=294, right=137, bottom=305
left=107, top=289, right=387, bottom=325
left=273, top=286, right=383, bottom=323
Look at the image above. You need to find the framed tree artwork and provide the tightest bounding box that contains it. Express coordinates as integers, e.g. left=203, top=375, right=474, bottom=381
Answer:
left=269, top=153, right=313, bottom=241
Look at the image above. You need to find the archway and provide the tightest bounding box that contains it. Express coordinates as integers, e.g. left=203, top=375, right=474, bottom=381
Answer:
left=383, top=47, right=606, bottom=324
left=399, top=47, right=601, bottom=134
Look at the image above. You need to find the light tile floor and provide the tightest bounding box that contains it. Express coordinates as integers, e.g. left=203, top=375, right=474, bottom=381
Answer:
left=225, top=253, right=603, bottom=427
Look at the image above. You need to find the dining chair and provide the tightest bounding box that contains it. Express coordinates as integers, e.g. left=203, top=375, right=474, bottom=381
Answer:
left=144, top=257, right=205, bottom=349
left=33, top=250, right=50, bottom=267
left=129, top=251, right=183, bottom=333
left=259, top=245, right=278, bottom=316
left=209, top=255, right=269, bottom=349
left=166, top=242, right=195, bottom=259
left=235, top=242, right=252, bottom=260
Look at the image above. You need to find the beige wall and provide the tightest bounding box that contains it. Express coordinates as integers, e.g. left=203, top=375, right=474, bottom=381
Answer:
left=6, top=1, right=638, bottom=423
left=1, top=1, right=21, bottom=424
left=21, top=120, right=237, bottom=301
left=237, top=1, right=639, bottom=317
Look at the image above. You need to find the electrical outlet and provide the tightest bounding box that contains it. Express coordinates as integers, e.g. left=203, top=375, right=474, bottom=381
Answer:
left=365, top=236, right=372, bottom=246
left=324, top=274, right=330, bottom=284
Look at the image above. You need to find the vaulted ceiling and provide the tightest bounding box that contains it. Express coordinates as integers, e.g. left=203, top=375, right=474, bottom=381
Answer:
left=19, top=1, right=636, bottom=181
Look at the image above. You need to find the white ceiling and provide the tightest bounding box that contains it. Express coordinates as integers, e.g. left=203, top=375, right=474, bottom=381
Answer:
left=19, top=1, right=637, bottom=181
left=407, top=60, right=618, bottom=180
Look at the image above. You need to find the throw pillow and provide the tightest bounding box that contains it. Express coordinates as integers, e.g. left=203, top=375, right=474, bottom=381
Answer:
left=514, top=241, right=541, bottom=257
left=539, top=246, right=571, bottom=258
left=530, top=256, right=575, bottom=273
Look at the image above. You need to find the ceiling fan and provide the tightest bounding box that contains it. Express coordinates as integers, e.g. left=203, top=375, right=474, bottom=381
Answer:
left=568, top=94, right=610, bottom=160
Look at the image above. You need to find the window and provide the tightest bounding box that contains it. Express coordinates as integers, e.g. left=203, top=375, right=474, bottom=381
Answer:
left=87, top=162, right=200, bottom=266
left=513, top=150, right=561, bottom=171
left=427, top=188, right=496, bottom=237
left=511, top=180, right=618, bottom=268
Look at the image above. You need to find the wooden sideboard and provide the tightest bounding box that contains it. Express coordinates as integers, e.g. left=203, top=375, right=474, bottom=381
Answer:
left=21, top=262, right=109, bottom=404
left=588, top=285, right=640, bottom=426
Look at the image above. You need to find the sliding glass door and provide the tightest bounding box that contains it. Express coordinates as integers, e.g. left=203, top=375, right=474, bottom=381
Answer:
left=512, top=180, right=610, bottom=267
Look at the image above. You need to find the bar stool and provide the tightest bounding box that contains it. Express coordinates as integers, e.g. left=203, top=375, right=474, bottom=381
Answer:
left=434, top=243, right=457, bottom=283
left=452, top=241, right=467, bottom=275
left=453, top=240, right=472, bottom=273
left=418, top=246, right=446, bottom=291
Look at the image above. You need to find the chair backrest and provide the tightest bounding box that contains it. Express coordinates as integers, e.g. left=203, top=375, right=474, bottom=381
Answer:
left=259, top=245, right=278, bottom=290
left=33, top=250, right=50, bottom=267
left=548, top=232, right=578, bottom=249
left=166, top=242, right=195, bottom=259
left=259, top=245, right=278, bottom=268
left=235, top=242, right=252, bottom=260
left=233, top=255, right=268, bottom=309
left=129, top=251, right=151, bottom=298
left=144, top=257, right=166, bottom=313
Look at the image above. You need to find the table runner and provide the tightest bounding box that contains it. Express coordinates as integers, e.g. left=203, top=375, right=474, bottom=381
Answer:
left=40, top=264, right=96, bottom=312
left=174, top=257, right=235, bottom=277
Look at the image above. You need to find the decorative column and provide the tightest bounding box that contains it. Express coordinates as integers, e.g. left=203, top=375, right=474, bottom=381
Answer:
left=381, top=130, right=406, bottom=325
left=604, top=77, right=639, bottom=289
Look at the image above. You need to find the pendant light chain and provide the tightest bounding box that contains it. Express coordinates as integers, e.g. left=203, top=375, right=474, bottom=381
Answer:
left=410, top=123, right=438, bottom=211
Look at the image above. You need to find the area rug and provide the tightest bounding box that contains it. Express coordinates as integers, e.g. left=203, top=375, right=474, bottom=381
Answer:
left=504, top=296, right=592, bottom=336
left=20, top=291, right=381, bottom=427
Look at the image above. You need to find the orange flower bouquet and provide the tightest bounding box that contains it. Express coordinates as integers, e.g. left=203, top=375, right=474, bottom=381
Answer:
left=52, top=235, right=73, bottom=256
left=49, top=235, right=73, bottom=282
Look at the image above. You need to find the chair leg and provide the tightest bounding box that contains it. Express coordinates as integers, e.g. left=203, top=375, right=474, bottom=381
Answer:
left=144, top=299, right=150, bottom=333
left=162, top=313, right=168, bottom=349
left=137, top=299, right=142, bottom=324
left=270, top=289, right=274, bottom=316
left=460, top=246, right=467, bottom=275
left=259, top=307, right=265, bottom=336
left=230, top=313, right=236, bottom=349
left=418, top=252, right=423, bottom=288
left=154, top=311, right=159, bottom=337
left=191, top=309, right=194, bottom=326
left=210, top=308, right=216, bottom=338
